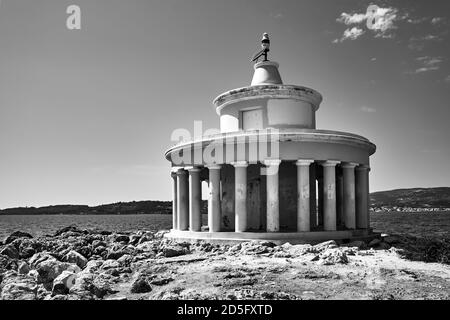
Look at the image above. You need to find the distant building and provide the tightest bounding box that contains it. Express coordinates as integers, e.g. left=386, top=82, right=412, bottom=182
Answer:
left=164, top=34, right=377, bottom=243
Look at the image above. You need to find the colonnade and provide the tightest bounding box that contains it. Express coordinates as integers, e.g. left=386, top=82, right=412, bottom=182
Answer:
left=171, top=160, right=370, bottom=233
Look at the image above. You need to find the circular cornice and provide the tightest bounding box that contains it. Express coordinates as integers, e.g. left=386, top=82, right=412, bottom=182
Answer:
left=213, top=85, right=323, bottom=115
left=165, top=129, right=376, bottom=160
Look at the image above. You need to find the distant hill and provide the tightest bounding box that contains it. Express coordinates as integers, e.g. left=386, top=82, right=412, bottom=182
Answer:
left=370, top=187, right=450, bottom=209
left=0, top=201, right=173, bottom=215
left=1, top=188, right=449, bottom=215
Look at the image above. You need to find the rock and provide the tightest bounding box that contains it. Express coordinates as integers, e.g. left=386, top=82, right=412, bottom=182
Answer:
left=150, top=276, right=174, bottom=286
left=54, top=226, right=86, bottom=237
left=101, top=259, right=120, bottom=270
left=90, top=274, right=119, bottom=298
left=155, top=230, right=169, bottom=239
left=0, top=243, right=20, bottom=259
left=162, top=245, right=189, bottom=258
left=0, top=271, right=38, bottom=300
left=18, top=262, right=30, bottom=275
left=106, top=249, right=127, bottom=260
left=378, top=242, right=391, bottom=250
left=288, top=244, right=314, bottom=256
left=117, top=254, right=132, bottom=266
left=0, top=254, right=18, bottom=272
left=68, top=273, right=95, bottom=300
left=4, top=231, right=33, bottom=245
left=130, top=274, right=152, bottom=293
left=52, top=271, right=77, bottom=295
left=318, top=249, right=348, bottom=265
left=114, top=235, right=130, bottom=244
left=368, top=238, right=382, bottom=247
left=29, top=252, right=81, bottom=284
left=383, top=235, right=400, bottom=245
left=345, top=241, right=367, bottom=250
left=259, top=241, right=277, bottom=248
left=313, top=240, right=338, bottom=252
left=64, top=250, right=88, bottom=269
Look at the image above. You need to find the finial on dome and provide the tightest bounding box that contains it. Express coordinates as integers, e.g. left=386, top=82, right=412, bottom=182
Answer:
left=251, top=33, right=271, bottom=63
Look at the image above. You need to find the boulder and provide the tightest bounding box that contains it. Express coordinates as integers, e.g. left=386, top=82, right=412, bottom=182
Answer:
left=0, top=243, right=20, bottom=259
left=114, top=235, right=130, bottom=244
left=54, top=226, right=86, bottom=237
left=368, top=238, right=382, bottom=247
left=90, top=274, right=118, bottom=298
left=0, top=254, right=18, bottom=272
left=130, top=274, right=152, bottom=293
left=28, top=252, right=81, bottom=284
left=52, top=271, right=77, bottom=295
left=312, top=240, right=338, bottom=252
left=4, top=231, right=33, bottom=245
left=101, top=259, right=120, bottom=270
left=64, top=250, right=88, bottom=269
left=287, top=244, right=314, bottom=256
left=383, top=235, right=400, bottom=245
left=0, top=271, right=37, bottom=300
left=18, top=262, right=30, bottom=275
left=161, top=245, right=189, bottom=258
left=318, top=249, right=348, bottom=265
left=345, top=240, right=367, bottom=250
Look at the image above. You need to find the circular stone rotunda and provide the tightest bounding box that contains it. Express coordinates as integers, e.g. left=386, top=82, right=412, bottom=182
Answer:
left=164, top=34, right=377, bottom=244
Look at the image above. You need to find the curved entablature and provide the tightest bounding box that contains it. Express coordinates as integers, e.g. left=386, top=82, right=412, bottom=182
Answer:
left=165, top=128, right=376, bottom=166
left=213, top=85, right=323, bottom=115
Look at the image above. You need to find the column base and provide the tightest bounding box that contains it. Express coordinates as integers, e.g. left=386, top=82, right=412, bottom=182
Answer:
left=164, top=229, right=380, bottom=245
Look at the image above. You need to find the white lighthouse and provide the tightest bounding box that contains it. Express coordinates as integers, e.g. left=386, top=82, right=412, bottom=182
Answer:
left=165, top=34, right=377, bottom=244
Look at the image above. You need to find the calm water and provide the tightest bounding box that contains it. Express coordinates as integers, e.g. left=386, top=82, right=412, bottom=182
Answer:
left=0, top=212, right=448, bottom=239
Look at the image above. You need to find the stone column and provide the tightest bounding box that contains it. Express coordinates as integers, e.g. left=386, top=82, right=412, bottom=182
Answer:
left=296, top=160, right=314, bottom=232
left=342, top=162, right=357, bottom=229
left=188, top=167, right=202, bottom=232
left=336, top=172, right=344, bottom=227
left=176, top=169, right=189, bottom=231
left=232, top=161, right=248, bottom=232
left=321, top=161, right=340, bottom=231
left=264, top=159, right=281, bottom=232
left=208, top=165, right=222, bottom=232
left=309, top=164, right=317, bottom=228
left=171, top=172, right=178, bottom=230
left=356, top=165, right=370, bottom=229
left=318, top=177, right=324, bottom=226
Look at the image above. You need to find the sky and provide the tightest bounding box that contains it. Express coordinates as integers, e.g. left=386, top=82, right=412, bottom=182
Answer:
left=0, top=0, right=449, bottom=209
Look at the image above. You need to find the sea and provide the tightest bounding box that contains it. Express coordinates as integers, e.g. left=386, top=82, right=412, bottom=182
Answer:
left=0, top=212, right=449, bottom=240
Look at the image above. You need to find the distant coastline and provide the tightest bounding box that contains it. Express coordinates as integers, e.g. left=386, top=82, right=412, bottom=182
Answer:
left=1, top=187, right=449, bottom=215
left=0, top=201, right=209, bottom=216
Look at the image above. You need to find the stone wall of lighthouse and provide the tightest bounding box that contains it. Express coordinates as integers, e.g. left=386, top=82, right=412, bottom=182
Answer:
left=164, top=47, right=376, bottom=244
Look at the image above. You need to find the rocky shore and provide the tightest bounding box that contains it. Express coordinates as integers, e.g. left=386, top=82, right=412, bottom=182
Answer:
left=0, top=226, right=449, bottom=300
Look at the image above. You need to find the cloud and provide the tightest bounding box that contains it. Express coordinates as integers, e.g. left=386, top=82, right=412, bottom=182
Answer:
left=271, top=13, right=284, bottom=19
left=445, top=75, right=450, bottom=83
left=431, top=17, right=444, bottom=25
left=333, top=27, right=365, bottom=43
left=409, top=56, right=443, bottom=74
left=334, top=5, right=399, bottom=42
left=360, top=106, right=376, bottom=113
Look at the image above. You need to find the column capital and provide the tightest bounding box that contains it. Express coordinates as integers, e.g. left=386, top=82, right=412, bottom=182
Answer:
left=176, top=168, right=188, bottom=175
left=356, top=164, right=370, bottom=171
left=263, top=159, right=282, bottom=167
left=231, top=161, right=248, bottom=168
left=321, top=160, right=341, bottom=167
left=341, top=162, right=359, bottom=169
left=296, top=159, right=314, bottom=166
left=206, top=164, right=222, bottom=170
left=186, top=166, right=202, bottom=173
